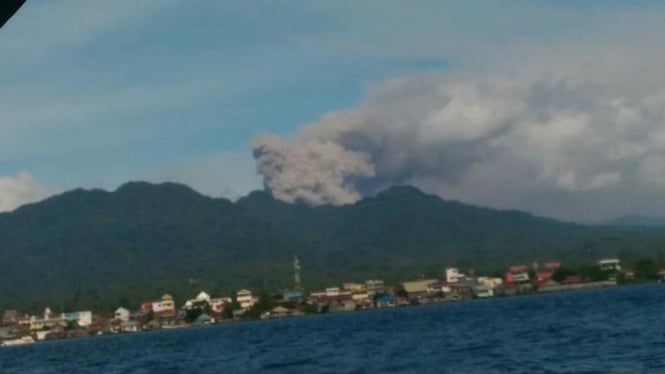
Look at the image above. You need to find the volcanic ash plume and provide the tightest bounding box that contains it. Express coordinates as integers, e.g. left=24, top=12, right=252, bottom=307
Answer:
left=252, top=69, right=665, bottom=219
left=252, top=133, right=375, bottom=205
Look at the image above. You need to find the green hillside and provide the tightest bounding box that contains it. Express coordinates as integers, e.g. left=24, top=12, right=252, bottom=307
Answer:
left=1, top=182, right=663, bottom=313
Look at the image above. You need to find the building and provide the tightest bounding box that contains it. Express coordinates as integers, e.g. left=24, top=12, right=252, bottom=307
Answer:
left=114, top=307, right=130, bottom=322
left=506, top=264, right=530, bottom=284
left=473, top=285, right=494, bottom=298
left=427, top=281, right=451, bottom=295
left=209, top=297, right=232, bottom=314
left=342, top=283, right=366, bottom=293
left=365, top=280, right=385, bottom=296
left=184, top=291, right=209, bottom=309
left=64, top=311, right=92, bottom=327
left=477, top=277, right=503, bottom=289
left=598, top=258, right=621, bottom=272
left=401, top=280, right=438, bottom=299
left=236, top=289, right=255, bottom=309
left=445, top=268, right=461, bottom=283
left=141, top=294, right=176, bottom=318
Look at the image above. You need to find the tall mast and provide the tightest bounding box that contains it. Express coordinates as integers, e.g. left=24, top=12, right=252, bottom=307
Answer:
left=294, top=255, right=303, bottom=290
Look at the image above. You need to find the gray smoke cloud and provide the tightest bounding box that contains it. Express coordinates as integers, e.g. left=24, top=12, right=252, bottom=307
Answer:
left=252, top=61, right=665, bottom=221
left=252, top=134, right=375, bottom=205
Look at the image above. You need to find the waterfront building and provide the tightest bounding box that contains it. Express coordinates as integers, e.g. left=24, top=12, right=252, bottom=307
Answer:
left=236, top=289, right=255, bottom=309
left=209, top=297, right=232, bottom=314
left=114, top=307, right=130, bottom=322
left=598, top=258, right=621, bottom=272
left=401, top=280, right=438, bottom=299
left=445, top=268, right=461, bottom=283
left=365, top=279, right=385, bottom=296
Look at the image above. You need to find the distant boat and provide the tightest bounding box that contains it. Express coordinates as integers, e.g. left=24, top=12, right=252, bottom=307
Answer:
left=0, top=0, right=26, bottom=29
left=1, top=335, right=35, bottom=346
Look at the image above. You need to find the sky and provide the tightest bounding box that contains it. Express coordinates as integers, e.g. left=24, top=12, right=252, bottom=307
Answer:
left=2, top=1, right=665, bottom=222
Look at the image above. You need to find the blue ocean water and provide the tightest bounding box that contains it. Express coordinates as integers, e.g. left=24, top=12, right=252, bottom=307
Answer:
left=2, top=284, right=665, bottom=373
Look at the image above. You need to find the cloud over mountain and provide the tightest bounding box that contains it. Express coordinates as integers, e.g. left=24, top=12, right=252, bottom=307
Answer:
left=0, top=172, right=53, bottom=212
left=253, top=45, right=665, bottom=220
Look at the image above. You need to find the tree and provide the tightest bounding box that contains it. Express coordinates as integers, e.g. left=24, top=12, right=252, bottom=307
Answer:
left=552, top=266, right=577, bottom=283
left=634, top=258, right=659, bottom=281
left=184, top=300, right=211, bottom=323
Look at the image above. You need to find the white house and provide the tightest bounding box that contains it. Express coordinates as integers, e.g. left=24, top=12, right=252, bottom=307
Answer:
left=195, top=291, right=211, bottom=302
left=114, top=307, right=130, bottom=322
left=237, top=289, right=255, bottom=309
left=598, top=258, right=621, bottom=271
left=365, top=279, right=385, bottom=295
left=209, top=297, right=232, bottom=313
left=153, top=294, right=176, bottom=315
left=75, top=311, right=93, bottom=327
left=446, top=268, right=461, bottom=283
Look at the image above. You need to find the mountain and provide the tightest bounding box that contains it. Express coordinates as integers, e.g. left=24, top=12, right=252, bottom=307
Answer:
left=606, top=215, right=665, bottom=227
left=1, top=182, right=664, bottom=312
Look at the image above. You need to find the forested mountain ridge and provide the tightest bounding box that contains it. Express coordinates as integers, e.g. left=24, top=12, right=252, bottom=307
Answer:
left=1, top=182, right=663, bottom=312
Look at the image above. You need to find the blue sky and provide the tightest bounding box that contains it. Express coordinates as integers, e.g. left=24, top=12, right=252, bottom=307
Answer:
left=1, top=1, right=451, bottom=198
left=2, top=1, right=665, bottom=220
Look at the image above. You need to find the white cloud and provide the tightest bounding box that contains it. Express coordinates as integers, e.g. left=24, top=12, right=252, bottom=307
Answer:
left=0, top=172, right=54, bottom=212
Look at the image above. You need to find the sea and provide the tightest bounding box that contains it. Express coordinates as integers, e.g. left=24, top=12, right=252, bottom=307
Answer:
left=2, top=284, right=665, bottom=374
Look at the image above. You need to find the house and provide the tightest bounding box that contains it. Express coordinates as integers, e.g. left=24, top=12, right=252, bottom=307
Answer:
left=63, top=311, right=93, bottom=327
left=351, top=291, right=370, bottom=303
left=473, top=285, right=494, bottom=298
left=365, top=279, right=385, bottom=296
left=153, top=294, right=177, bottom=318
left=2, top=310, right=19, bottom=326
left=20, top=308, right=67, bottom=331
left=114, top=307, right=130, bottom=322
left=184, top=291, right=211, bottom=309
left=325, top=287, right=341, bottom=297
left=598, top=258, right=621, bottom=272
left=342, top=283, right=366, bottom=293
left=142, top=294, right=176, bottom=317
left=427, top=281, right=451, bottom=295
left=477, top=277, right=503, bottom=289
left=237, top=289, right=255, bottom=309
left=505, top=264, right=532, bottom=285
left=445, top=268, right=462, bottom=283
left=209, top=297, right=232, bottom=314
left=401, top=280, right=438, bottom=299
left=448, top=283, right=474, bottom=300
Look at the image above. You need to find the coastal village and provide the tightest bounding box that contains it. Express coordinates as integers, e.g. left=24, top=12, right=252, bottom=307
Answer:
left=0, top=256, right=660, bottom=346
